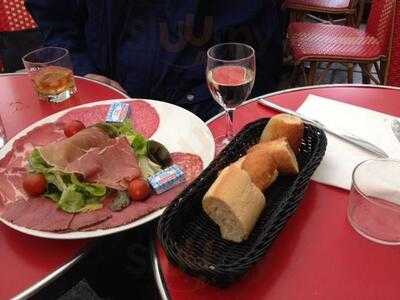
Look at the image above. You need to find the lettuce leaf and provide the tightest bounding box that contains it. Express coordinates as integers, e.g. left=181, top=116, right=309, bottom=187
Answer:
left=138, top=156, right=162, bottom=179
left=94, top=120, right=148, bottom=156
left=28, top=149, right=107, bottom=213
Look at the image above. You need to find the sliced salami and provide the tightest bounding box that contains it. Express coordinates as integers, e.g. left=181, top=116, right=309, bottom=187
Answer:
left=58, top=100, right=160, bottom=138
left=171, top=152, right=204, bottom=183
left=128, top=101, right=160, bottom=139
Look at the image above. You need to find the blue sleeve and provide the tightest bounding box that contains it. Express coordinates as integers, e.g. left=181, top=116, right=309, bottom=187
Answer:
left=25, top=0, right=98, bottom=75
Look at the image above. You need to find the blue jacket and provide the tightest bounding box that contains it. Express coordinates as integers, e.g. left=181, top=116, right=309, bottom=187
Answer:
left=26, top=0, right=283, bottom=120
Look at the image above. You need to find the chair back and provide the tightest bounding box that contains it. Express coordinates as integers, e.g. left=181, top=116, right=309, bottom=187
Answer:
left=386, top=0, right=400, bottom=86
left=366, top=0, right=396, bottom=53
left=0, top=0, right=37, bottom=32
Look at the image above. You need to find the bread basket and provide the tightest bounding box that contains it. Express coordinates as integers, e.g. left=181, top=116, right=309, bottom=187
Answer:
left=157, top=118, right=327, bottom=287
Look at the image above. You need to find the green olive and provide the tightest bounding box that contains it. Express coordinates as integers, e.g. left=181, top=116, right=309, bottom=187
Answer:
left=147, top=140, right=172, bottom=168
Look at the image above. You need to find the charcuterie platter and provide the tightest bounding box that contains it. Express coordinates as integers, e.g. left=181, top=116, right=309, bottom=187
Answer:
left=0, top=99, right=214, bottom=239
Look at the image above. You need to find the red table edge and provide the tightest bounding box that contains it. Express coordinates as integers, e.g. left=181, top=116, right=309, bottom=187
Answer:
left=0, top=72, right=130, bottom=98
left=0, top=73, right=129, bottom=300
left=150, top=83, right=400, bottom=300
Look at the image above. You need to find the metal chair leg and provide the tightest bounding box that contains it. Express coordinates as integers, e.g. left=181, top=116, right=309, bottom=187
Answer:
left=361, top=63, right=372, bottom=84
left=290, top=64, right=299, bottom=87
left=357, top=0, right=366, bottom=27
left=361, top=63, right=380, bottom=85
left=301, top=62, right=308, bottom=85
left=308, top=62, right=317, bottom=85
left=347, top=63, right=354, bottom=83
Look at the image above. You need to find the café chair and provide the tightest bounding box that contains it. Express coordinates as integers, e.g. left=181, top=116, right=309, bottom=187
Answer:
left=386, top=0, right=400, bottom=86
left=0, top=0, right=37, bottom=32
left=284, top=0, right=364, bottom=27
left=0, top=0, right=38, bottom=73
left=287, top=0, right=396, bottom=86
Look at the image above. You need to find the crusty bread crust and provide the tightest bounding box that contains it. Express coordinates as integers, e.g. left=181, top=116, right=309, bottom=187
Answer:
left=248, top=138, right=299, bottom=174
left=260, top=114, right=304, bottom=153
left=202, top=165, right=266, bottom=242
left=241, top=152, right=278, bottom=190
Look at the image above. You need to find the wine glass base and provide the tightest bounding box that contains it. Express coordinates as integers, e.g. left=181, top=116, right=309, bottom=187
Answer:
left=214, top=135, right=232, bottom=155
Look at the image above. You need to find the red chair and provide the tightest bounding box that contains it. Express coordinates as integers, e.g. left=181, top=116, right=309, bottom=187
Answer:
left=0, top=0, right=38, bottom=73
left=386, top=0, right=400, bottom=86
left=287, top=0, right=396, bottom=86
left=285, top=0, right=363, bottom=26
left=0, top=0, right=37, bottom=32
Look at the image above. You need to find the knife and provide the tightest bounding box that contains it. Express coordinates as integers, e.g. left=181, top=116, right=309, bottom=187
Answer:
left=257, top=98, right=389, bottom=158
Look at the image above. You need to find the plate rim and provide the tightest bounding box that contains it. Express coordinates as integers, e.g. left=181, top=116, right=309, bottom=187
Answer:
left=0, top=98, right=215, bottom=239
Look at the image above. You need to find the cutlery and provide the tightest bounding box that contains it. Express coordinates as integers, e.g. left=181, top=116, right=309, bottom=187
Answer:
left=391, top=119, right=400, bottom=143
left=257, top=98, right=389, bottom=158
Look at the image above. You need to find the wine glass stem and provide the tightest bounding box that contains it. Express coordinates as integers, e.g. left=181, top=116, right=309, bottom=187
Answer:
left=226, top=108, right=234, bottom=141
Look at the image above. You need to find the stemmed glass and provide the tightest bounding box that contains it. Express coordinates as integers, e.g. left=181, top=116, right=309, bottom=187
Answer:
left=206, top=43, right=255, bottom=154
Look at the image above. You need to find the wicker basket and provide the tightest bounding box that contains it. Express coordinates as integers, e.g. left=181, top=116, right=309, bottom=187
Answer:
left=157, top=118, right=327, bottom=287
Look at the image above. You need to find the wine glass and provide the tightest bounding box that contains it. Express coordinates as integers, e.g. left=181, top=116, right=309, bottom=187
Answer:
left=206, top=43, right=255, bottom=154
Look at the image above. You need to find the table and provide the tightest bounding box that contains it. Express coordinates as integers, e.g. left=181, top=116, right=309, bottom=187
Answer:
left=0, top=73, right=127, bottom=300
left=153, top=84, right=400, bottom=300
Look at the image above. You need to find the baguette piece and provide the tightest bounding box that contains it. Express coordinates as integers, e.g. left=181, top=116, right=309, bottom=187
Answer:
left=202, top=165, right=266, bottom=243
left=248, top=138, right=299, bottom=174
left=260, top=113, right=304, bottom=152
left=241, top=151, right=278, bottom=190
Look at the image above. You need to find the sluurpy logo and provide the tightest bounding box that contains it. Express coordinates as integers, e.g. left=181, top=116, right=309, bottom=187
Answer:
left=158, top=13, right=263, bottom=70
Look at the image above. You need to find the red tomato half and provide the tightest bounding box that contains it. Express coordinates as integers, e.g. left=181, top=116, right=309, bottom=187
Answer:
left=63, top=120, right=85, bottom=137
left=128, top=178, right=151, bottom=202
left=23, top=173, right=47, bottom=196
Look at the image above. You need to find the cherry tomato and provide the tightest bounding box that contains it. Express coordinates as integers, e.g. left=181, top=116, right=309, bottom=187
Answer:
left=128, top=178, right=151, bottom=201
left=23, top=173, right=47, bottom=196
left=63, top=120, right=85, bottom=137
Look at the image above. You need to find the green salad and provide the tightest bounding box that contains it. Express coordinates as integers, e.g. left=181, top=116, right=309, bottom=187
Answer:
left=28, top=120, right=170, bottom=213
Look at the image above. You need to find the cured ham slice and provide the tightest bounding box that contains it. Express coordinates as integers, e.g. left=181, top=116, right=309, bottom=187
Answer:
left=65, top=137, right=141, bottom=189
left=2, top=197, right=74, bottom=231
left=39, top=127, right=111, bottom=170
left=0, top=123, right=65, bottom=211
left=39, top=127, right=141, bottom=189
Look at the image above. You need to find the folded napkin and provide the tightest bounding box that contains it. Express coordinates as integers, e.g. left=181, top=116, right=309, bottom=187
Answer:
left=297, top=95, right=400, bottom=190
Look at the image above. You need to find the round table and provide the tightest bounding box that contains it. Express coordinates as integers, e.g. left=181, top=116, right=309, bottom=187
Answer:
left=153, top=84, right=400, bottom=300
left=0, top=73, right=127, bottom=300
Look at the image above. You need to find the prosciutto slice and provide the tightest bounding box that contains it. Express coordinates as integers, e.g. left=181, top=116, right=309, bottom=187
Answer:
left=38, top=126, right=141, bottom=189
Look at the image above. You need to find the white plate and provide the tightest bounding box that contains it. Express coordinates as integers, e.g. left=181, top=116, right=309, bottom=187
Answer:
left=0, top=99, right=215, bottom=239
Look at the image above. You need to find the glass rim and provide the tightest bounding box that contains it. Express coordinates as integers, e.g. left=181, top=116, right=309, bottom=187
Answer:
left=207, top=42, right=255, bottom=63
left=351, top=158, right=400, bottom=212
left=22, top=46, right=70, bottom=66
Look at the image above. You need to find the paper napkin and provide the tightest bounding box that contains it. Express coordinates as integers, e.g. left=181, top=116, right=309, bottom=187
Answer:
left=297, top=95, right=400, bottom=190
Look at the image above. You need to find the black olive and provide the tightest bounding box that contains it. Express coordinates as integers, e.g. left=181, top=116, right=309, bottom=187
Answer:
left=147, top=140, right=172, bottom=168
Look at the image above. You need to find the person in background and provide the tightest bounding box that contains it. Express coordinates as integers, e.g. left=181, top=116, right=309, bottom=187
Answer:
left=24, top=1, right=284, bottom=298
left=26, top=0, right=284, bottom=121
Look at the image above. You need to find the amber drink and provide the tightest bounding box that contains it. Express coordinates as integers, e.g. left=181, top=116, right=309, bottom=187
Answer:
left=23, top=47, right=77, bottom=102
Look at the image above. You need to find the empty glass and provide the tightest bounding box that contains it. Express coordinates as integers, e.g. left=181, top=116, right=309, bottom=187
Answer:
left=348, top=159, right=400, bottom=245
left=22, top=47, right=77, bottom=102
